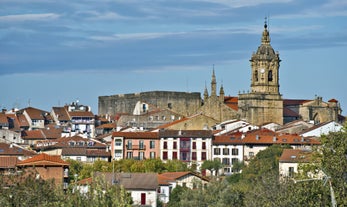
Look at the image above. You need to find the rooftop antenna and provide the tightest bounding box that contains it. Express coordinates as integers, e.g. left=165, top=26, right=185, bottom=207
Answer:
left=28, top=99, right=31, bottom=107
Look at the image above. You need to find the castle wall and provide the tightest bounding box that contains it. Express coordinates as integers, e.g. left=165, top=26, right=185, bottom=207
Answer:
left=98, top=91, right=201, bottom=116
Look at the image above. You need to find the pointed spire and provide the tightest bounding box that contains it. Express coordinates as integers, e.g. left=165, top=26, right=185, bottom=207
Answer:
left=261, top=17, right=270, bottom=45
left=211, top=65, right=217, bottom=97
left=204, top=81, right=209, bottom=101
left=219, top=83, right=225, bottom=102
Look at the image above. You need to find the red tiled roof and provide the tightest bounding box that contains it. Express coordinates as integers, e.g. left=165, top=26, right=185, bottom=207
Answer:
left=17, top=114, right=29, bottom=128
left=328, top=99, right=338, bottom=103
left=68, top=111, right=94, bottom=117
left=0, top=143, right=37, bottom=156
left=96, top=123, right=117, bottom=129
left=0, top=113, right=8, bottom=124
left=0, top=156, right=19, bottom=168
left=242, top=129, right=320, bottom=145
left=112, top=131, right=158, bottom=139
left=52, top=107, right=70, bottom=121
left=23, top=107, right=48, bottom=120
left=279, top=149, right=313, bottom=163
left=213, top=133, right=243, bottom=145
left=224, top=96, right=238, bottom=111
left=159, top=129, right=212, bottom=138
left=21, top=130, right=45, bottom=139
left=17, top=153, right=69, bottom=166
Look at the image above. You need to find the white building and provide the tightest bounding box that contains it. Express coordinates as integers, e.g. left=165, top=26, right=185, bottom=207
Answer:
left=300, top=121, right=343, bottom=137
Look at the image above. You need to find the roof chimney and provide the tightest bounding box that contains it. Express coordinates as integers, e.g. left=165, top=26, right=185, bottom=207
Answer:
left=273, top=136, right=277, bottom=142
left=256, top=135, right=259, bottom=140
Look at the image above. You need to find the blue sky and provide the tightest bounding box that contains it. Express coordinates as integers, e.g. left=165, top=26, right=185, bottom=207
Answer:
left=1, top=0, right=346, bottom=116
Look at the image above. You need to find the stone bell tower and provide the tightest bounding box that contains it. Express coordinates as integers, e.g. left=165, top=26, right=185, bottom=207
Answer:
left=238, top=19, right=283, bottom=125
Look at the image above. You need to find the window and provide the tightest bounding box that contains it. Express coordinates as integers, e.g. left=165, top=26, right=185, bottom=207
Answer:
left=162, top=151, right=168, bottom=160
left=76, top=157, right=81, bottom=161
left=268, top=70, right=273, bottom=81
left=127, top=152, right=133, bottom=159
left=180, top=152, right=190, bottom=161
left=114, top=150, right=122, bottom=158
left=289, top=167, right=295, bottom=177
left=192, top=142, right=196, bottom=150
left=255, top=70, right=259, bottom=82
left=192, top=152, right=197, bottom=161
left=231, top=158, right=239, bottom=165
left=162, top=116, right=166, bottom=120
left=222, top=158, right=230, bottom=165
left=163, top=141, right=167, bottom=149
left=173, top=151, right=178, bottom=160
left=214, top=148, right=221, bottom=155
left=202, top=142, right=206, bottom=150
left=127, top=140, right=132, bottom=149
left=115, top=139, right=122, bottom=146
left=223, top=148, right=229, bottom=155
left=150, top=141, right=155, bottom=149
left=249, top=152, right=254, bottom=158
left=173, top=142, right=177, bottom=149
left=224, top=167, right=231, bottom=173
left=232, top=148, right=239, bottom=155
left=150, top=152, right=156, bottom=159
left=139, top=140, right=144, bottom=150
left=201, top=152, right=206, bottom=160
left=139, top=152, right=145, bottom=160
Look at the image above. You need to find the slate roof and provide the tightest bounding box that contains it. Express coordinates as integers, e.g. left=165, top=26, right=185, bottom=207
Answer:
left=17, top=153, right=69, bottom=166
left=159, top=171, right=209, bottom=182
left=62, top=148, right=110, bottom=157
left=94, top=172, right=158, bottom=190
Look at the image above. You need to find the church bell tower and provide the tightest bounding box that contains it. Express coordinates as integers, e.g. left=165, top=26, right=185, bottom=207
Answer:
left=238, top=19, right=283, bottom=125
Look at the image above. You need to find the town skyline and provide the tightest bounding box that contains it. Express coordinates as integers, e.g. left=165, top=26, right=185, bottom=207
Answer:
left=1, top=1, right=346, bottom=114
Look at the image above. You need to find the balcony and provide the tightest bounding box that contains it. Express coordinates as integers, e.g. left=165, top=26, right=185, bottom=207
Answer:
left=126, top=145, right=146, bottom=150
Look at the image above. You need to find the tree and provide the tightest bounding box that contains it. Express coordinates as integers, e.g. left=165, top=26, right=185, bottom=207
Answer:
left=201, top=159, right=222, bottom=177
left=320, top=125, right=347, bottom=206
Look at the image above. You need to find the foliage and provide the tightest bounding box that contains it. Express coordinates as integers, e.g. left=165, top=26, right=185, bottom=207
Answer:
left=201, top=159, right=223, bottom=176
left=167, top=185, right=188, bottom=207
left=320, top=125, right=347, bottom=206
left=0, top=169, right=133, bottom=207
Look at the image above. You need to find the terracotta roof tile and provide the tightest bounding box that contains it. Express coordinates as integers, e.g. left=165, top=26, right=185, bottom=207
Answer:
left=242, top=129, right=320, bottom=145
left=224, top=96, right=239, bottom=111
left=17, top=153, right=69, bottom=166
left=112, top=131, right=158, bottom=139
left=279, top=149, right=313, bottom=163
left=0, top=113, right=8, bottom=124
left=21, top=130, right=45, bottom=139
left=68, top=111, right=94, bottom=117
left=52, top=107, right=70, bottom=121
left=23, top=107, right=49, bottom=120
left=0, top=143, right=37, bottom=156
left=213, top=133, right=243, bottom=145
left=159, top=129, right=212, bottom=138
left=0, top=156, right=19, bottom=168
left=96, top=123, right=117, bottom=129
left=283, top=99, right=311, bottom=106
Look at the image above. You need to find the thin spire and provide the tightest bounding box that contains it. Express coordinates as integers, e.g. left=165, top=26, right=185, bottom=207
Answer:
left=211, top=65, right=217, bottom=97
left=261, top=17, right=270, bottom=45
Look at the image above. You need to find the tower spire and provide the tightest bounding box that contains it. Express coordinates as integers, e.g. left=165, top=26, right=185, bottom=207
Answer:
left=261, top=17, right=270, bottom=45
left=211, top=65, right=217, bottom=97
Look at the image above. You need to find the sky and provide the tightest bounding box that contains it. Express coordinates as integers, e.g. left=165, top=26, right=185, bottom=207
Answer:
left=1, top=0, right=346, bottom=116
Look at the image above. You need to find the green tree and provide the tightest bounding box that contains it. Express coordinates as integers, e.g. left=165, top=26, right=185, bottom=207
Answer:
left=201, top=159, right=222, bottom=177
left=320, top=125, right=347, bottom=206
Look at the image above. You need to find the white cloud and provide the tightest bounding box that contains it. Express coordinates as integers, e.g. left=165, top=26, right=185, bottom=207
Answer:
left=89, top=32, right=185, bottom=41
left=0, top=13, right=60, bottom=22
left=196, top=0, right=292, bottom=8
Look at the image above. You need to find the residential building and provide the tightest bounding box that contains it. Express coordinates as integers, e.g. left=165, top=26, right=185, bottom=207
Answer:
left=279, top=149, right=321, bottom=181
left=159, top=129, right=212, bottom=170
left=111, top=131, right=159, bottom=160
left=16, top=153, right=70, bottom=189
left=158, top=171, right=209, bottom=204
left=242, top=128, right=320, bottom=161
left=212, top=132, right=244, bottom=175
left=300, top=121, right=343, bottom=137
left=34, top=135, right=110, bottom=162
